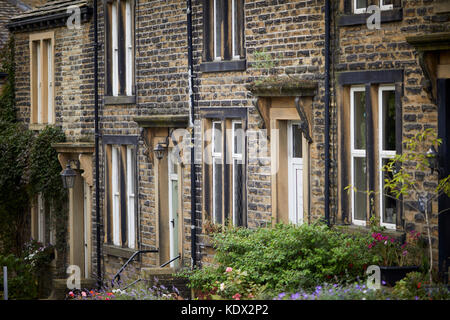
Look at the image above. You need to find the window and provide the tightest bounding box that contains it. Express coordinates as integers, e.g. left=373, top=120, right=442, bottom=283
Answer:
left=353, top=0, right=394, bottom=13
left=348, top=83, right=400, bottom=228
left=350, top=86, right=367, bottom=226
left=206, top=119, right=246, bottom=226
left=30, top=32, right=54, bottom=125
left=379, top=85, right=397, bottom=229
left=212, top=121, right=223, bottom=224
left=380, top=0, right=393, bottom=11
left=232, top=121, right=244, bottom=226
left=353, top=0, right=368, bottom=14
left=105, top=0, right=134, bottom=97
left=203, top=0, right=245, bottom=69
left=32, top=193, right=55, bottom=245
left=105, top=143, right=137, bottom=248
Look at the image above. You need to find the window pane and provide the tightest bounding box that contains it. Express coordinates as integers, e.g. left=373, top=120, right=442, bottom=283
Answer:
left=356, top=0, right=367, bottom=9
left=354, top=157, right=367, bottom=221
left=213, top=158, right=222, bottom=224
left=353, top=90, right=366, bottom=150
left=292, top=124, right=303, bottom=158
left=213, top=122, right=222, bottom=154
left=234, top=122, right=243, bottom=155
left=232, top=0, right=239, bottom=58
left=382, top=159, right=396, bottom=224
left=214, top=0, right=222, bottom=59
left=381, top=0, right=393, bottom=6
left=382, top=90, right=396, bottom=151
left=233, top=160, right=243, bottom=226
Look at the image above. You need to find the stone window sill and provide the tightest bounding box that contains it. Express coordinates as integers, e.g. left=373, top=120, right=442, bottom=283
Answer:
left=338, top=8, right=403, bottom=27
left=104, top=95, right=136, bottom=105
left=29, top=123, right=56, bottom=131
left=334, top=224, right=406, bottom=241
left=200, top=59, right=247, bottom=73
left=103, top=244, right=137, bottom=259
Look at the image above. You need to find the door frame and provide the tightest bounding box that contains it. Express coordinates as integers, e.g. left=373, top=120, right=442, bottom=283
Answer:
left=287, top=121, right=304, bottom=225
left=168, top=149, right=180, bottom=268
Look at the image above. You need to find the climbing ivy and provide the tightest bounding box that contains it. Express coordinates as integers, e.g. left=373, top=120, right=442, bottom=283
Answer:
left=0, top=36, right=16, bottom=123
left=0, top=35, right=67, bottom=265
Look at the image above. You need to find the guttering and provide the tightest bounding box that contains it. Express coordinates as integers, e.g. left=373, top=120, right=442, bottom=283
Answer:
left=324, top=0, right=331, bottom=226
left=186, top=0, right=197, bottom=269
left=93, top=0, right=102, bottom=288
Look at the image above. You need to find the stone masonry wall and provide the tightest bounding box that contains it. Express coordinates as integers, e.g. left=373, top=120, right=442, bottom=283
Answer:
left=336, top=0, right=450, bottom=261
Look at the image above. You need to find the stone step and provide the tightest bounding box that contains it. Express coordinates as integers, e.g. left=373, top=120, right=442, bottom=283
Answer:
left=141, top=267, right=191, bottom=299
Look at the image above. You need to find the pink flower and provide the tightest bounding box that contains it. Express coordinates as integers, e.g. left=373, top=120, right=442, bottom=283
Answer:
left=226, top=267, right=233, bottom=273
left=232, top=293, right=241, bottom=300
left=402, top=250, right=408, bottom=256
left=390, top=238, right=395, bottom=243
left=81, top=291, right=86, bottom=297
left=68, top=291, right=74, bottom=297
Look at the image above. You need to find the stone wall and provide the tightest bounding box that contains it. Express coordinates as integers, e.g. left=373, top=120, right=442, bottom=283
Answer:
left=335, top=0, right=450, bottom=261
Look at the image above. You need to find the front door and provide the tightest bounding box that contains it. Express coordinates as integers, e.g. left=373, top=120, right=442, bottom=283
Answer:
left=168, top=150, right=179, bottom=268
left=438, top=79, right=450, bottom=283
left=83, top=180, right=90, bottom=278
left=288, top=122, right=304, bottom=225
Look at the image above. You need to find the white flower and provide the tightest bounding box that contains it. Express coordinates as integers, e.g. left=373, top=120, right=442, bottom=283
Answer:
left=220, top=283, right=225, bottom=291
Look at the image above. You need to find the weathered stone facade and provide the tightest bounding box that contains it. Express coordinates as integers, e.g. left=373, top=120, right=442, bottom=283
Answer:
left=7, top=0, right=450, bottom=292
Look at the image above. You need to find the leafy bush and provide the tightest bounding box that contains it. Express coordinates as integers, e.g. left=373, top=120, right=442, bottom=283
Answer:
left=392, top=272, right=450, bottom=300
left=181, top=223, right=379, bottom=296
left=0, top=254, right=38, bottom=299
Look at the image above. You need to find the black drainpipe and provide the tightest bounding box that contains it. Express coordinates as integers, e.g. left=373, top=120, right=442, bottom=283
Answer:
left=93, top=0, right=102, bottom=288
left=186, top=0, right=197, bottom=269
left=324, top=0, right=331, bottom=226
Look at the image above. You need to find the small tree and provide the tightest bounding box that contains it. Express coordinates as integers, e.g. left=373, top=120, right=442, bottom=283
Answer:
left=383, top=128, right=450, bottom=284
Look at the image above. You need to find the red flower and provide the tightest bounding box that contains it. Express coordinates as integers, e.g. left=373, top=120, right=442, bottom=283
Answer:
left=232, top=293, right=241, bottom=300
left=348, top=263, right=353, bottom=269
left=417, top=282, right=421, bottom=289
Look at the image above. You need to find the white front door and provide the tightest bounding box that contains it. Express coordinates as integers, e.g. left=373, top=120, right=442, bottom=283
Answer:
left=83, top=180, right=89, bottom=278
left=168, top=150, right=179, bottom=268
left=288, top=122, right=304, bottom=225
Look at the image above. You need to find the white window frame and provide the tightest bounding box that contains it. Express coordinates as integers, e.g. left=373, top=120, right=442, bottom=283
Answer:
left=37, top=193, right=45, bottom=244
left=353, top=0, right=367, bottom=14
left=46, top=40, right=53, bottom=124
left=111, top=146, right=121, bottom=246
left=213, top=0, right=222, bottom=61
left=212, top=121, right=222, bottom=223
left=378, top=85, right=397, bottom=230
left=350, top=86, right=367, bottom=226
left=231, top=121, right=243, bottom=226
left=231, top=0, right=240, bottom=60
left=36, top=41, right=42, bottom=124
left=125, top=0, right=133, bottom=96
left=111, top=1, right=119, bottom=96
left=380, top=0, right=393, bottom=11
left=126, top=145, right=136, bottom=248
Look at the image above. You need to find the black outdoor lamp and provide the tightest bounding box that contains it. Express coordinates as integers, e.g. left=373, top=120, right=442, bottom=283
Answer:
left=426, top=145, right=439, bottom=174
left=61, top=160, right=77, bottom=189
left=153, top=142, right=167, bottom=161
left=153, top=130, right=175, bottom=161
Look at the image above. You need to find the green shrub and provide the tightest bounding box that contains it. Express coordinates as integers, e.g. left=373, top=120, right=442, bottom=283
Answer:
left=392, top=272, right=450, bottom=300
left=0, top=254, right=38, bottom=299
left=181, top=223, right=379, bottom=296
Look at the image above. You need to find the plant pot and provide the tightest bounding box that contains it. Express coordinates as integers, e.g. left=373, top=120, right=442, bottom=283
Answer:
left=380, top=266, right=420, bottom=287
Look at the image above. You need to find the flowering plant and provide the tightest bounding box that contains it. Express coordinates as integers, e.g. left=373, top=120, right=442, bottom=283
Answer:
left=23, top=239, right=55, bottom=272
left=367, top=231, right=424, bottom=267
left=210, top=267, right=265, bottom=300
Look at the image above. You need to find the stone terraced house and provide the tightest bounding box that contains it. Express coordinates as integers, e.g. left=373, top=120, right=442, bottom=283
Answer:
left=5, top=0, right=450, bottom=298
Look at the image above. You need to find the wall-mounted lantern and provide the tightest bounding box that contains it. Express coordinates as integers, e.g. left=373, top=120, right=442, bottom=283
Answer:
left=61, top=160, right=78, bottom=189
